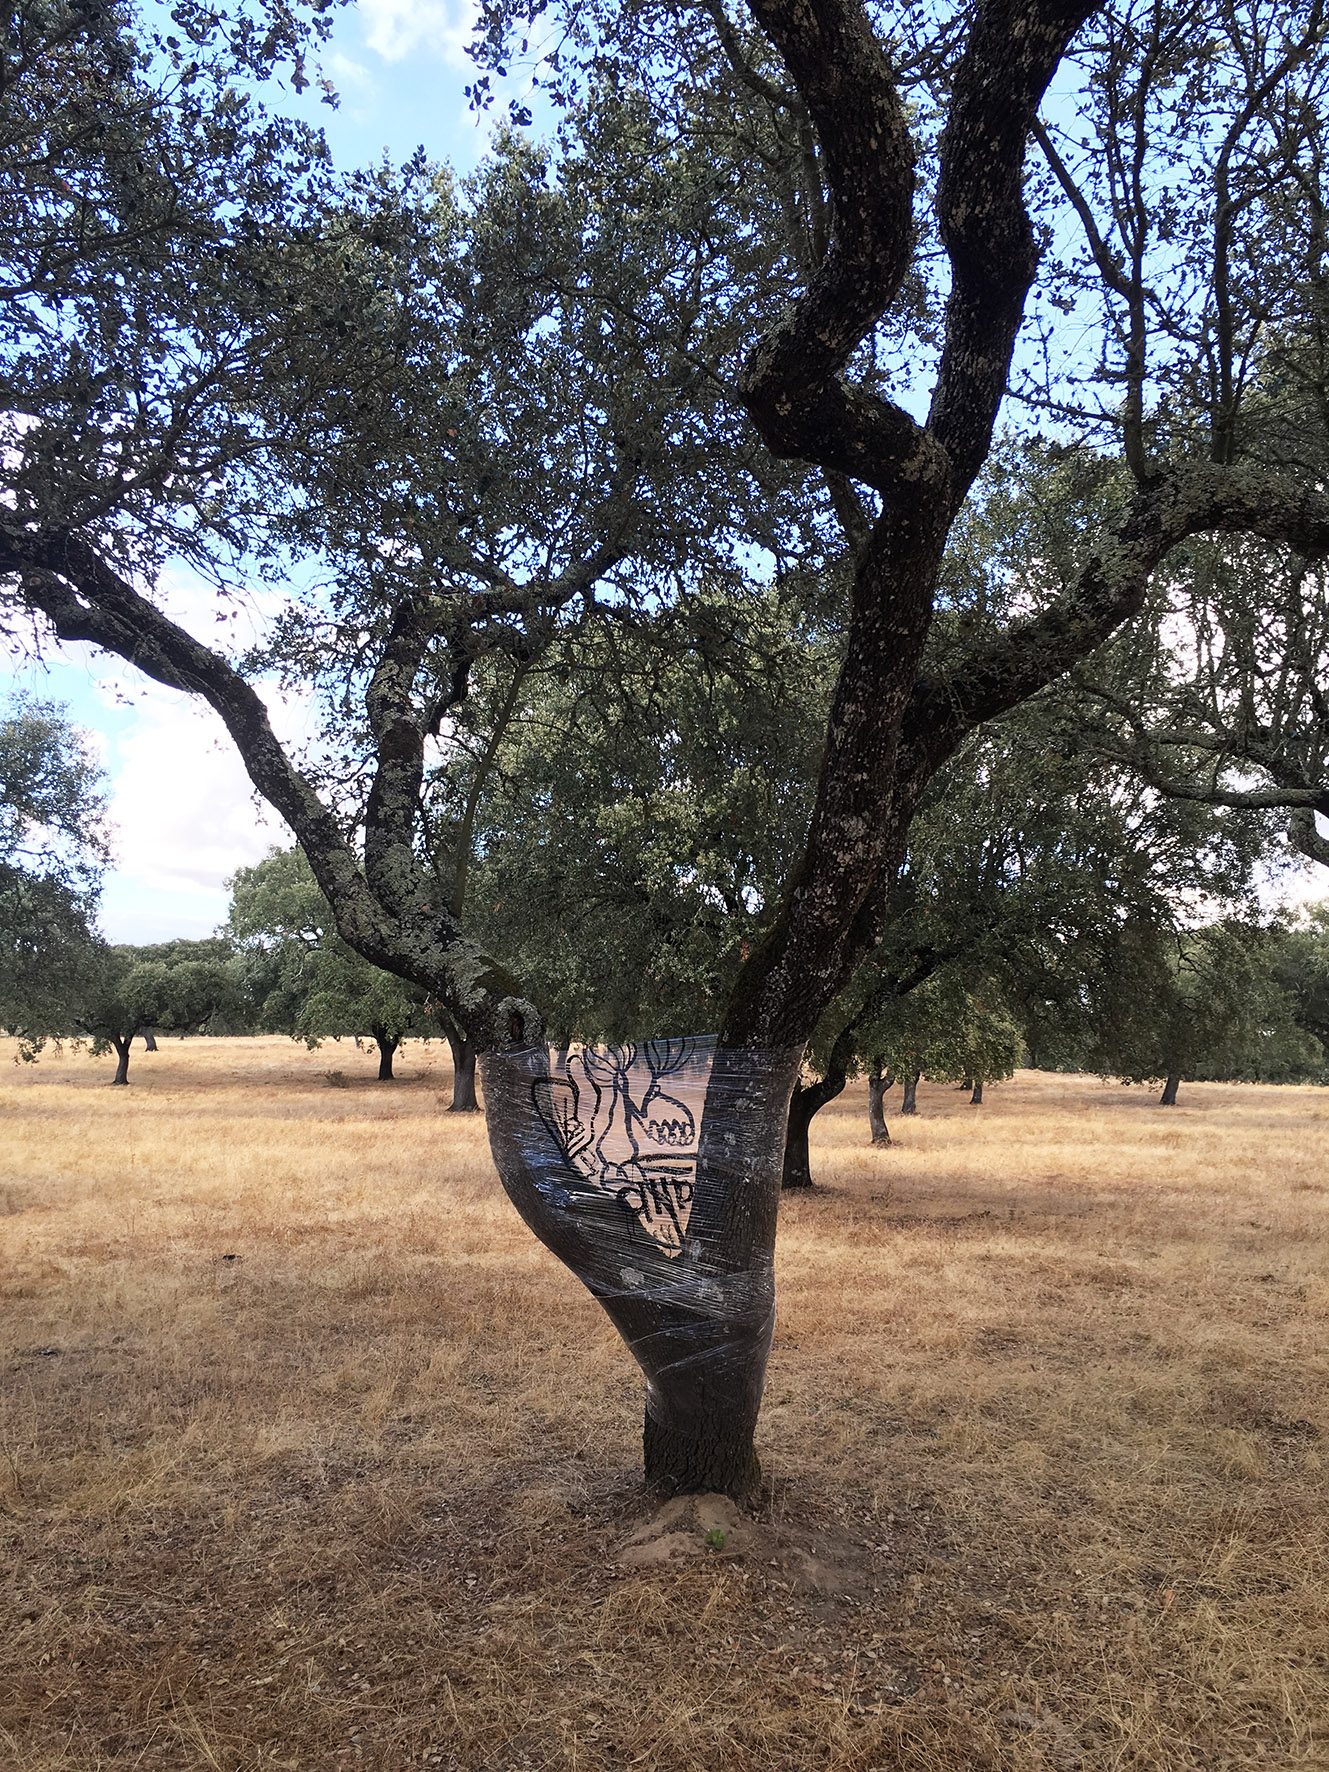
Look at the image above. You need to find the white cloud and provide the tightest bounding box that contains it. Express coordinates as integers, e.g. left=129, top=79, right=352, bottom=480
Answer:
left=357, top=0, right=477, bottom=66
left=107, top=687, right=290, bottom=896
left=328, top=50, right=378, bottom=93
left=5, top=567, right=329, bottom=941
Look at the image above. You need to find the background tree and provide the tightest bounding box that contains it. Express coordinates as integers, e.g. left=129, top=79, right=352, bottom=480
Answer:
left=854, top=971, right=1023, bottom=1113
left=13, top=939, right=239, bottom=1084
left=227, top=848, right=436, bottom=1080
left=1082, top=918, right=1321, bottom=1104
left=0, top=698, right=109, bottom=1053
left=1274, top=905, right=1329, bottom=1066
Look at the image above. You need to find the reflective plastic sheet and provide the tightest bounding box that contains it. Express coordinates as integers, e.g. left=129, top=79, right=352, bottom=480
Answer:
left=479, top=1038, right=802, bottom=1431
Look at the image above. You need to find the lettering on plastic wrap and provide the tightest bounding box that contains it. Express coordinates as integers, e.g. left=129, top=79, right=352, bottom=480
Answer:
left=531, top=1039, right=711, bottom=1257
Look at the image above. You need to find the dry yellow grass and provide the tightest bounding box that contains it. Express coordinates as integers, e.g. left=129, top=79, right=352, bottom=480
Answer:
left=1, top=1036, right=1327, bottom=1771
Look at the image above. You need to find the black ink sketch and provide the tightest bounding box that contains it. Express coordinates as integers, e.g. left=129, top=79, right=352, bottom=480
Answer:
left=531, top=1039, right=711, bottom=1256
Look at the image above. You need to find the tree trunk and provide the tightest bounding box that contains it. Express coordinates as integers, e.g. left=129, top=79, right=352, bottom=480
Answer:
left=372, top=1028, right=399, bottom=1081
left=781, top=1096, right=816, bottom=1189
left=970, top=1078, right=983, bottom=1105
left=958, top=1076, right=972, bottom=1090
left=900, top=1069, right=920, bottom=1115
left=447, top=1031, right=479, bottom=1111
left=780, top=1074, right=848, bottom=1188
left=142, top=1030, right=158, bottom=1052
left=780, top=1022, right=855, bottom=1189
left=110, top=1034, right=132, bottom=1086
left=1160, top=1074, right=1180, bottom=1106
left=867, top=1068, right=891, bottom=1146
left=480, top=1041, right=801, bottom=1502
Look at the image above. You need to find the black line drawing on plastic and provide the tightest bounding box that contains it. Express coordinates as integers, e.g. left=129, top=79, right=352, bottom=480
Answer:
left=531, top=1039, right=708, bottom=1256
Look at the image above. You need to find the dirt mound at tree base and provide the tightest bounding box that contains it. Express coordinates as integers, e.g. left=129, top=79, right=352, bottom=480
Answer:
left=615, top=1492, right=871, bottom=1594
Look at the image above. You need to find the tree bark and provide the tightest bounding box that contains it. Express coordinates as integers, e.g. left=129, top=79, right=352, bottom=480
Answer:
left=110, top=1035, right=132, bottom=1086
left=867, top=1067, right=891, bottom=1145
left=781, top=1021, right=856, bottom=1188
left=781, top=1078, right=841, bottom=1188
left=781, top=1096, right=816, bottom=1189
left=143, top=1030, right=158, bottom=1052
left=779, top=1077, right=832, bottom=1190
left=1160, top=1074, right=1180, bottom=1106
left=447, top=1030, right=479, bottom=1111
left=959, top=1076, right=972, bottom=1090
left=900, top=1069, right=920, bottom=1115
left=970, top=1078, right=984, bottom=1104
left=372, top=1028, right=399, bottom=1081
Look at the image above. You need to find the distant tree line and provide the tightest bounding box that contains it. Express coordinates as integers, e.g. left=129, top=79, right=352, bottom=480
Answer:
left=0, top=701, right=451, bottom=1083
left=4, top=698, right=1326, bottom=1121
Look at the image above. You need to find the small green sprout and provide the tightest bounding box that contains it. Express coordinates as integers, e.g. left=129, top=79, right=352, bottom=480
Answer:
left=703, top=1528, right=726, bottom=1551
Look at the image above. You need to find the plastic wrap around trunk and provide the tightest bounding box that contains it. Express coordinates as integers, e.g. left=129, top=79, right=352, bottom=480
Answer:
left=480, top=1039, right=802, bottom=1452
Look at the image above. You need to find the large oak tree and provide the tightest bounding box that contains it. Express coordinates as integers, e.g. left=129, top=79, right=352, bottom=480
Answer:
left=5, top=0, right=1329, bottom=1497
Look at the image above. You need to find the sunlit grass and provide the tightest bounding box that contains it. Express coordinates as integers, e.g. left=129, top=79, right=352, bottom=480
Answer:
left=2, top=1037, right=1326, bottom=1769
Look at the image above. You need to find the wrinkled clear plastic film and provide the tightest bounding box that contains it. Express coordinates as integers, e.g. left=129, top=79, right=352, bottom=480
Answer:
left=479, top=1038, right=802, bottom=1416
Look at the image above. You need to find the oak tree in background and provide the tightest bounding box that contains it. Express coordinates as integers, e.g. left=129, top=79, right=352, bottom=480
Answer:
left=1081, top=918, right=1321, bottom=1105
left=1275, top=907, right=1329, bottom=1065
left=227, top=847, right=436, bottom=1079
left=14, top=939, right=238, bottom=1083
left=0, top=699, right=109, bottom=1049
left=7, top=0, right=1329, bottom=1496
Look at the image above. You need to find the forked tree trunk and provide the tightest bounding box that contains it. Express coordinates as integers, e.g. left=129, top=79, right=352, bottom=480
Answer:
left=867, top=1068, right=891, bottom=1146
left=143, top=1030, right=158, bottom=1052
left=110, top=1034, right=132, bottom=1086
left=480, top=1042, right=801, bottom=1501
left=447, top=1031, right=479, bottom=1111
left=900, top=1069, right=920, bottom=1115
left=372, top=1028, right=399, bottom=1081
left=1160, top=1074, right=1180, bottom=1106
left=970, top=1078, right=983, bottom=1105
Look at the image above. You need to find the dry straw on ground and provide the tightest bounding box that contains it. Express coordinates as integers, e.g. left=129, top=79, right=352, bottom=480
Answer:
left=1, top=1036, right=1326, bottom=1770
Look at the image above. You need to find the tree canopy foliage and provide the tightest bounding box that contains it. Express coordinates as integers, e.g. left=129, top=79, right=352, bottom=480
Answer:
left=0, top=697, right=109, bottom=1045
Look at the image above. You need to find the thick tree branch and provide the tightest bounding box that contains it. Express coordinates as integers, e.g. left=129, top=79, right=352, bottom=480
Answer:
left=926, top=0, right=1101, bottom=506
left=1291, top=807, right=1329, bottom=867
left=903, top=464, right=1329, bottom=778
left=2, top=531, right=537, bottom=1048
left=737, top=0, right=947, bottom=495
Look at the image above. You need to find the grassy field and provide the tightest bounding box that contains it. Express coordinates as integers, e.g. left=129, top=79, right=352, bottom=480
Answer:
left=2, top=1036, right=1327, bottom=1771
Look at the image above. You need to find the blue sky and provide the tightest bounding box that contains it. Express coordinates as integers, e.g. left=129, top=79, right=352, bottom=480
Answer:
left=283, top=0, right=500, bottom=172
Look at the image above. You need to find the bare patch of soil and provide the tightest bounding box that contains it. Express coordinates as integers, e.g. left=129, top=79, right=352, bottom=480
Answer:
left=616, top=1491, right=873, bottom=1595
